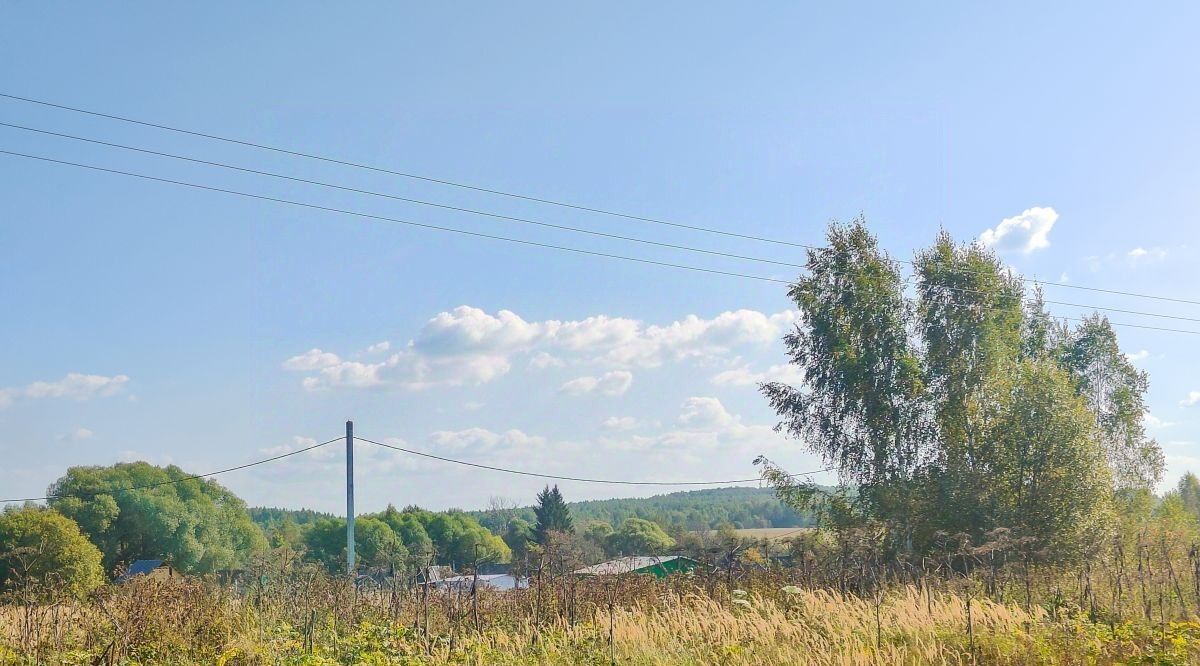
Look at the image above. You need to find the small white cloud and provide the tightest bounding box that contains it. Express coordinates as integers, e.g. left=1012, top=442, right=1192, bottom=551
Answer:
left=58, top=427, right=94, bottom=442
left=1, top=373, right=130, bottom=409
left=1125, top=350, right=1150, bottom=363
left=602, top=416, right=640, bottom=431
left=559, top=370, right=633, bottom=396
left=463, top=401, right=485, bottom=411
left=529, top=352, right=565, bottom=369
left=1059, top=272, right=1070, bottom=283
left=678, top=397, right=736, bottom=428
left=430, top=428, right=545, bottom=451
left=282, top=349, right=342, bottom=371
left=23, top=373, right=130, bottom=400
left=1182, top=391, right=1200, bottom=407
left=365, top=341, right=391, bottom=354
left=979, top=207, right=1058, bottom=254
left=1127, top=247, right=1167, bottom=266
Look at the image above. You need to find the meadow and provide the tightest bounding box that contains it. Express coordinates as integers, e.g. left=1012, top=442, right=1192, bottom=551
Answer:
left=5, top=560, right=1200, bottom=665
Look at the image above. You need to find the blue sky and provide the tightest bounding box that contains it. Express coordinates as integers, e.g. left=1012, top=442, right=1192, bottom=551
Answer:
left=1, top=3, right=1197, bottom=513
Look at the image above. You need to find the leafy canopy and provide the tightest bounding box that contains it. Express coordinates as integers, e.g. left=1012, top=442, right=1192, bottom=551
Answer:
left=47, top=462, right=266, bottom=573
left=0, top=506, right=105, bottom=597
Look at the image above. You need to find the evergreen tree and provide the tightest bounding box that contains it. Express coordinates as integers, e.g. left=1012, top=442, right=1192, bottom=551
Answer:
left=533, top=485, right=573, bottom=543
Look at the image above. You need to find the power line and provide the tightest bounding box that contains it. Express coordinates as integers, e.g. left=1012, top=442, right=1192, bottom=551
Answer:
left=0, top=121, right=806, bottom=271
left=5, top=149, right=1199, bottom=336
left=354, top=435, right=831, bottom=486
left=0, top=149, right=789, bottom=285
left=909, top=280, right=1200, bottom=324
left=7, top=123, right=1196, bottom=327
left=3, top=91, right=1196, bottom=307
left=0, top=436, right=342, bottom=504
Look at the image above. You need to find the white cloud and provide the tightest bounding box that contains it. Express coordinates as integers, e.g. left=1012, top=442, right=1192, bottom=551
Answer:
left=58, top=427, right=94, bottom=442
left=365, top=341, right=391, bottom=354
left=1059, top=272, right=1070, bottom=283
left=0, top=373, right=130, bottom=408
left=529, top=352, right=565, bottom=369
left=429, top=428, right=546, bottom=451
left=678, top=396, right=736, bottom=428
left=1127, top=247, right=1167, bottom=266
left=1082, top=247, right=1171, bottom=272
left=1125, top=349, right=1150, bottom=363
left=979, top=207, right=1058, bottom=254
left=602, top=397, right=780, bottom=452
left=284, top=306, right=797, bottom=393
left=603, top=416, right=640, bottom=431
left=711, top=363, right=803, bottom=386
left=560, top=370, right=633, bottom=396
left=1182, top=391, right=1200, bottom=407
left=282, top=349, right=343, bottom=371
left=1145, top=413, right=1174, bottom=429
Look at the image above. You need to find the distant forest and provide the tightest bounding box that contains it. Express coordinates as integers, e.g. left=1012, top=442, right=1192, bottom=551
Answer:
left=251, top=486, right=819, bottom=535
left=483, top=486, right=820, bottom=533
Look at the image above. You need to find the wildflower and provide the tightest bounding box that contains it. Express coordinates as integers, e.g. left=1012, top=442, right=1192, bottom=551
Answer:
left=781, top=586, right=802, bottom=595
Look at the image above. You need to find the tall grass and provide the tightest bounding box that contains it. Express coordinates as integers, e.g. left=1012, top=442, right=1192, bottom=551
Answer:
left=4, top=569, right=1199, bottom=665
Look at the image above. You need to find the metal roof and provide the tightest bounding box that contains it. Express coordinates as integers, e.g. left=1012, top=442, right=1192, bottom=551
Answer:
left=117, top=559, right=167, bottom=582
left=572, top=556, right=688, bottom=576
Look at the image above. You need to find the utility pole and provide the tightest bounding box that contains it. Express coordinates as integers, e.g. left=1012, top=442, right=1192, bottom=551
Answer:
left=346, top=420, right=355, bottom=576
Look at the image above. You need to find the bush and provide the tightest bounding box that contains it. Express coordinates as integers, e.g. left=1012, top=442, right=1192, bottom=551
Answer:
left=0, top=505, right=105, bottom=597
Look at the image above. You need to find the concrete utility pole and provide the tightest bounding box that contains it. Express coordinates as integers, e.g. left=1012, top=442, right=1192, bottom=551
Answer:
left=346, top=420, right=355, bottom=576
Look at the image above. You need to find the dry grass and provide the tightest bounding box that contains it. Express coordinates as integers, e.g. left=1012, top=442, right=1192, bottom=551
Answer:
left=4, top=575, right=1196, bottom=665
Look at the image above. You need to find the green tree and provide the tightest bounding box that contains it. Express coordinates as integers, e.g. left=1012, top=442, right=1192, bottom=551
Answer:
left=1177, top=473, right=1200, bottom=521
left=354, top=517, right=408, bottom=573
left=581, top=520, right=615, bottom=555
left=986, top=360, right=1113, bottom=561
left=302, top=517, right=348, bottom=572
left=605, top=518, right=675, bottom=555
left=914, top=234, right=1023, bottom=542
left=761, top=219, right=929, bottom=551
left=503, top=517, right=535, bottom=560
left=1057, top=315, right=1164, bottom=490
left=0, top=506, right=105, bottom=597
left=761, top=220, right=1159, bottom=563
left=373, top=505, right=434, bottom=560
left=47, top=462, right=266, bottom=573
left=533, top=485, right=574, bottom=543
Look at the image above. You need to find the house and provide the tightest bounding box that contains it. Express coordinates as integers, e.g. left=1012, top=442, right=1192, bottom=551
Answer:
left=117, top=559, right=177, bottom=583
left=573, top=556, right=698, bottom=579
left=436, top=573, right=525, bottom=591
left=412, top=565, right=457, bottom=587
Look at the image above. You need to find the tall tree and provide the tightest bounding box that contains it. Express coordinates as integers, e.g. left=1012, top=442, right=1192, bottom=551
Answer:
left=1057, top=315, right=1164, bottom=490
left=914, top=234, right=1023, bottom=540
left=533, top=485, right=574, bottom=543
left=762, top=219, right=929, bottom=551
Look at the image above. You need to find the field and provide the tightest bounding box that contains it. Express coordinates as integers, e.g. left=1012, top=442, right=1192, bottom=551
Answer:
left=5, top=565, right=1200, bottom=665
